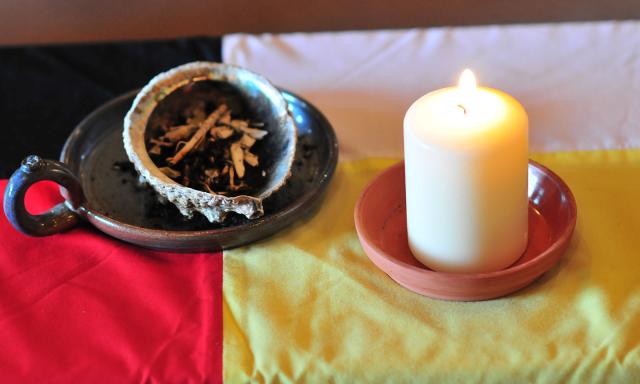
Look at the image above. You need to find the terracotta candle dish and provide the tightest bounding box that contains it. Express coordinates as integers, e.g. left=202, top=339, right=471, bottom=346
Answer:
left=354, top=161, right=577, bottom=301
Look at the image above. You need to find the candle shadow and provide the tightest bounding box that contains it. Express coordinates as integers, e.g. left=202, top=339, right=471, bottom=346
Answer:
left=511, top=234, right=580, bottom=299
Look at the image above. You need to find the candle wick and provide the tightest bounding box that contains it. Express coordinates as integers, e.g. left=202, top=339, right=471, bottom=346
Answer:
left=457, top=104, right=467, bottom=116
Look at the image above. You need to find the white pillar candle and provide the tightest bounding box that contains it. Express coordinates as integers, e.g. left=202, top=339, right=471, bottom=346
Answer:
left=403, top=70, right=528, bottom=274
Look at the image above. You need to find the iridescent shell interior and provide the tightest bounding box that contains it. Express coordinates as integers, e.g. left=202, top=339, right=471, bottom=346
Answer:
left=123, top=62, right=297, bottom=223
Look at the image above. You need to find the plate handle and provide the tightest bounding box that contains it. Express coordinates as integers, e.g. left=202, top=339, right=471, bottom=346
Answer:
left=3, top=155, right=84, bottom=236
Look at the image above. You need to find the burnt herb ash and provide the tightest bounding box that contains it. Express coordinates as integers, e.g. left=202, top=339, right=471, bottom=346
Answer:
left=146, top=91, right=268, bottom=196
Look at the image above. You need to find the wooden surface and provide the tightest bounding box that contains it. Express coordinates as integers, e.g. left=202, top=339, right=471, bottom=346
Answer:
left=1, top=0, right=639, bottom=45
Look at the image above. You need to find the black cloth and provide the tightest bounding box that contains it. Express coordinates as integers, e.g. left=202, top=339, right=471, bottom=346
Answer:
left=0, top=37, right=222, bottom=178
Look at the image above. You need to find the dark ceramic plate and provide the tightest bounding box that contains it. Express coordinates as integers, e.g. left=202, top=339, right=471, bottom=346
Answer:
left=6, top=89, right=338, bottom=251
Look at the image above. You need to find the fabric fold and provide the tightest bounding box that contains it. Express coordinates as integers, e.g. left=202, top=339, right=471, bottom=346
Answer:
left=223, top=152, right=640, bottom=382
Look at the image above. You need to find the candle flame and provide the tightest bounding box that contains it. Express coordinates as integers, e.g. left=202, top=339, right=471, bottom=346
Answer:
left=459, top=69, right=477, bottom=91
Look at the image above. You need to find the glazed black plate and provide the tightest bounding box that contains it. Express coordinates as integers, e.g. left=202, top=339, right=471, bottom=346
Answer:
left=58, top=89, right=338, bottom=251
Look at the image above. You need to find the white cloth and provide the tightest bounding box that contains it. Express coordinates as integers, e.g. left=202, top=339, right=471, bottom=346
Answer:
left=223, top=21, right=640, bottom=159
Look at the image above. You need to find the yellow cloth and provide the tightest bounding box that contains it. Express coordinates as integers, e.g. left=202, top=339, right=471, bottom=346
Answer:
left=223, top=150, right=640, bottom=383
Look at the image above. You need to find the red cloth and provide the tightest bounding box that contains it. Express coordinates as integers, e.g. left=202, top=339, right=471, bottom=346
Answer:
left=0, top=180, right=222, bottom=383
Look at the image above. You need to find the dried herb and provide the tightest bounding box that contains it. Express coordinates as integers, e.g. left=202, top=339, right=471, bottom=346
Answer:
left=146, top=97, right=268, bottom=196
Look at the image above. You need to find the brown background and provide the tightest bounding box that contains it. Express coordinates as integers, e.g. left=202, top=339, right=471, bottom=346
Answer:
left=1, top=0, right=639, bottom=45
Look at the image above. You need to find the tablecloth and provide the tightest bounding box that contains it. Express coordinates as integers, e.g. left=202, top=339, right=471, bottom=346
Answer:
left=0, top=38, right=224, bottom=383
left=0, top=37, right=221, bottom=179
left=3, top=21, right=640, bottom=383
left=221, top=21, right=640, bottom=382
left=0, top=180, right=223, bottom=383
left=223, top=21, right=640, bottom=158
